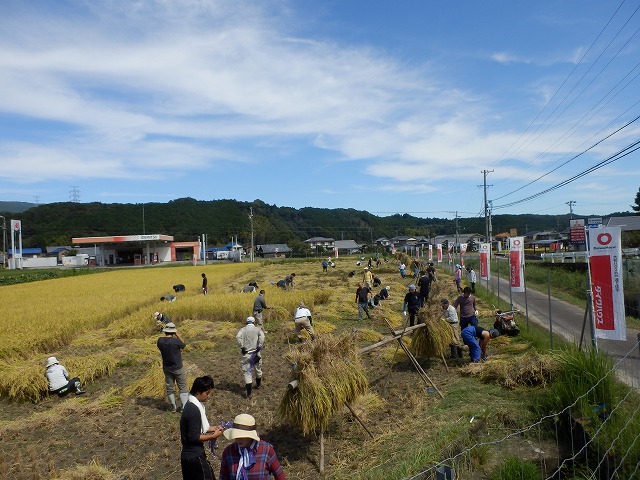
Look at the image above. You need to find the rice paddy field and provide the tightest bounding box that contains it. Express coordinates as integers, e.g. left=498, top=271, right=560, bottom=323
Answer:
left=0, top=257, right=566, bottom=479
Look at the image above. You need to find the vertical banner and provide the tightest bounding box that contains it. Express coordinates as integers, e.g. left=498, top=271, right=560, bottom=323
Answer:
left=334, top=247, right=339, bottom=258
left=509, top=237, right=525, bottom=292
left=460, top=243, right=468, bottom=267
left=447, top=243, right=453, bottom=263
left=437, top=244, right=442, bottom=263
left=588, top=227, right=626, bottom=340
left=479, top=243, right=491, bottom=281
left=428, top=244, right=433, bottom=261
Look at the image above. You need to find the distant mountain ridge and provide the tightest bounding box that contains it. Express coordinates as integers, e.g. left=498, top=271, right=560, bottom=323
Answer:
left=0, top=197, right=631, bottom=251
left=0, top=201, right=37, bottom=214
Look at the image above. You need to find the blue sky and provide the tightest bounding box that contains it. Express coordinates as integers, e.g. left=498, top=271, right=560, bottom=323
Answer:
left=1, top=0, right=640, bottom=220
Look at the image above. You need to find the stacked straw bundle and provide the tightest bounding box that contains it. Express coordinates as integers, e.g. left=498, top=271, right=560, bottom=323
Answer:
left=279, top=333, right=368, bottom=435
left=462, top=350, right=560, bottom=388
left=410, top=284, right=454, bottom=358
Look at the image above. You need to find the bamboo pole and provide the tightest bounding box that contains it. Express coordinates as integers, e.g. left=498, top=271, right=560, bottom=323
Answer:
left=359, top=323, right=427, bottom=354
left=344, top=402, right=374, bottom=439
left=319, top=430, right=325, bottom=474
left=383, top=317, right=444, bottom=399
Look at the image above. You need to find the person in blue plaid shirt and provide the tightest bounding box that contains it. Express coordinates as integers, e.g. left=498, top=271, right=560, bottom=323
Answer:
left=219, top=414, right=285, bottom=480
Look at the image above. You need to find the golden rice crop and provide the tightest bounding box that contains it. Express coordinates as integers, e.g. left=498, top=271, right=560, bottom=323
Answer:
left=0, top=263, right=254, bottom=359
left=122, top=361, right=206, bottom=399
left=1, top=350, right=125, bottom=402
left=279, top=333, right=368, bottom=435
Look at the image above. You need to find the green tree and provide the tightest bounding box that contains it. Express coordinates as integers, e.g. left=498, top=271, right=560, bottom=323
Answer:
left=632, top=187, right=640, bottom=213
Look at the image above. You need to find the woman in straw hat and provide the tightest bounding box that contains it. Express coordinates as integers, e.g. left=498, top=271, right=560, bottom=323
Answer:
left=219, top=414, right=285, bottom=479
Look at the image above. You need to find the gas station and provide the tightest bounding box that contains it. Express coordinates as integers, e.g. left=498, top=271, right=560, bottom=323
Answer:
left=71, top=234, right=200, bottom=266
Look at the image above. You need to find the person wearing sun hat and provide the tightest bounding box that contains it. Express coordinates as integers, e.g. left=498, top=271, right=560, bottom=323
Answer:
left=44, top=356, right=85, bottom=396
left=236, top=317, right=265, bottom=398
left=157, top=322, right=188, bottom=412
left=219, top=413, right=286, bottom=479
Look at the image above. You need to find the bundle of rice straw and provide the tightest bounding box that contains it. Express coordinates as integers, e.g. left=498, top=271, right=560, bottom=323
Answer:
left=411, top=296, right=454, bottom=358
left=279, top=333, right=368, bottom=435
left=461, top=350, right=560, bottom=389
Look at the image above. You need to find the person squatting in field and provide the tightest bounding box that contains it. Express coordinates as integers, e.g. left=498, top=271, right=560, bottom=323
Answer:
left=461, top=325, right=500, bottom=362
left=45, top=356, right=86, bottom=396
left=293, top=301, right=315, bottom=343
left=157, top=322, right=188, bottom=412
left=236, top=316, right=264, bottom=398
left=179, top=375, right=226, bottom=480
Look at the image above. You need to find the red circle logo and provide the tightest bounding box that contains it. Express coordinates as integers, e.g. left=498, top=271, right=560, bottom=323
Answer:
left=513, top=239, right=521, bottom=246
left=597, top=233, right=612, bottom=245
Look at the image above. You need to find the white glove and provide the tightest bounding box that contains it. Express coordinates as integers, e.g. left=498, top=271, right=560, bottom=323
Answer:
left=474, top=310, right=479, bottom=316
left=403, top=311, right=407, bottom=316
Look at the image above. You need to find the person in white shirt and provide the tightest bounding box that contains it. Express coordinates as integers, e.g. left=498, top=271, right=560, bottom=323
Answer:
left=235, top=317, right=265, bottom=398
left=293, top=301, right=315, bottom=343
left=466, top=266, right=477, bottom=293
left=441, top=299, right=464, bottom=360
left=45, top=356, right=86, bottom=396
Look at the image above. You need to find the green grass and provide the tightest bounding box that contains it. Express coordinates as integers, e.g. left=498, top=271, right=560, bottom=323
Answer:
left=490, top=457, right=540, bottom=480
left=0, top=266, right=109, bottom=286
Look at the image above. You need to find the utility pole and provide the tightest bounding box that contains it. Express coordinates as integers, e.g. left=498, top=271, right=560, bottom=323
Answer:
left=566, top=200, right=576, bottom=220
left=0, top=215, right=6, bottom=269
left=249, top=207, right=254, bottom=263
left=480, top=170, right=493, bottom=243
left=488, top=200, right=493, bottom=246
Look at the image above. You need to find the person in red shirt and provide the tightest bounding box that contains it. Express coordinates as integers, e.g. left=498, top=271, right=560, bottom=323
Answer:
left=219, top=414, right=285, bottom=479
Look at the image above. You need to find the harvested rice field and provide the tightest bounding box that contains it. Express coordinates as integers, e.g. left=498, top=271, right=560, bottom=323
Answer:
left=0, top=258, right=556, bottom=479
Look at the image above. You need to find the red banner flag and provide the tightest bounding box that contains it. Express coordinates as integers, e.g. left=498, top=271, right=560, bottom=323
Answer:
left=588, top=227, right=626, bottom=340
left=509, top=237, right=524, bottom=293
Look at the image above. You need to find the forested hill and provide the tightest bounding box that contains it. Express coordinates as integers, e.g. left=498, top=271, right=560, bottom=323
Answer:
left=0, top=197, right=614, bottom=250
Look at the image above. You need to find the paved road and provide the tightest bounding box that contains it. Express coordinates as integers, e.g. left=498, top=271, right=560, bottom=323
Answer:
left=484, top=267, right=640, bottom=387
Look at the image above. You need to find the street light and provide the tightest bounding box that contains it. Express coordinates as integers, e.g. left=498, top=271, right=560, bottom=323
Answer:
left=0, top=215, right=6, bottom=269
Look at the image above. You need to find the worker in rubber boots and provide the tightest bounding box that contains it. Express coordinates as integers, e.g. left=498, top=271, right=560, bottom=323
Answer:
left=235, top=316, right=265, bottom=398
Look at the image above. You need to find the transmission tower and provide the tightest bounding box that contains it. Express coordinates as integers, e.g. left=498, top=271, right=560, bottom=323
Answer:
left=69, top=186, right=80, bottom=203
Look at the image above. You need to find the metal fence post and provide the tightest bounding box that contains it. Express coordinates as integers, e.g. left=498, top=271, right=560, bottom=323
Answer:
left=548, top=269, right=553, bottom=349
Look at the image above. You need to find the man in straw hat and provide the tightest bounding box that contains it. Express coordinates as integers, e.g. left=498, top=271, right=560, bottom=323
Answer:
left=45, top=356, right=86, bottom=396
left=293, top=301, right=315, bottom=343
left=236, top=317, right=265, bottom=398
left=157, top=322, right=188, bottom=412
left=180, top=375, right=226, bottom=480
left=219, top=413, right=286, bottom=479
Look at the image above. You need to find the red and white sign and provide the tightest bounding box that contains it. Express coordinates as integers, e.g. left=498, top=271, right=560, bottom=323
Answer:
left=437, top=244, right=442, bottom=263
left=588, top=227, right=626, bottom=341
left=479, top=243, right=490, bottom=281
left=459, top=243, right=467, bottom=267
left=447, top=243, right=453, bottom=263
left=428, top=244, right=433, bottom=261
left=509, top=237, right=525, bottom=293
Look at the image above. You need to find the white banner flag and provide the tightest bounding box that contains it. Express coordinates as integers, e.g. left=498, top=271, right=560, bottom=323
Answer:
left=479, top=243, right=491, bottom=281
left=588, top=227, right=626, bottom=341
left=460, top=243, right=467, bottom=267
left=437, top=244, right=442, bottom=263
left=509, top=237, right=525, bottom=293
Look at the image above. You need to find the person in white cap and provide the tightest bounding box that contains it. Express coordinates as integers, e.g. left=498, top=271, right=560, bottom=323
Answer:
left=157, top=322, right=188, bottom=412
left=154, top=311, right=171, bottom=329
left=293, top=301, right=315, bottom=343
left=179, top=375, right=225, bottom=480
left=219, top=413, right=285, bottom=479
left=235, top=317, right=265, bottom=398
left=45, top=356, right=85, bottom=396
left=362, top=267, right=374, bottom=289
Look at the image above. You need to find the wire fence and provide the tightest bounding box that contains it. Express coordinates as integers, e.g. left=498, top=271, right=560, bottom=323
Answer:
left=404, top=338, right=640, bottom=480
